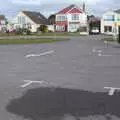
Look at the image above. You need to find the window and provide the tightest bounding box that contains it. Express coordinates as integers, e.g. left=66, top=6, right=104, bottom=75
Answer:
left=56, top=16, right=66, bottom=21
left=56, top=25, right=65, bottom=31
left=69, top=24, right=79, bottom=29
left=104, top=15, right=115, bottom=21
left=117, top=16, right=120, bottom=21
left=72, top=14, right=79, bottom=20
left=104, top=26, right=112, bottom=32
left=18, top=16, right=26, bottom=24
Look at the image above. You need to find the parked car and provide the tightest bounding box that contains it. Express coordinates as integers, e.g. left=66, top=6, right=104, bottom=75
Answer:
left=89, top=27, right=100, bottom=34
left=9, top=29, right=16, bottom=33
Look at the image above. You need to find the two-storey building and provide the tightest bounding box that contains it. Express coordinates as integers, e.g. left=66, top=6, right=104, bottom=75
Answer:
left=9, top=11, right=49, bottom=32
left=101, top=10, right=120, bottom=35
left=55, top=4, right=87, bottom=32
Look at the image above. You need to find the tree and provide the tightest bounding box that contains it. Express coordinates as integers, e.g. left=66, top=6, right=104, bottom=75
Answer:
left=48, top=14, right=56, bottom=25
left=88, top=15, right=101, bottom=32
left=0, top=14, right=7, bottom=24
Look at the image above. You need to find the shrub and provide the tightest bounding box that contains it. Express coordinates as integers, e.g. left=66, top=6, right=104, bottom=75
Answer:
left=16, top=28, right=31, bottom=35
left=37, top=25, right=48, bottom=33
left=16, top=28, right=23, bottom=35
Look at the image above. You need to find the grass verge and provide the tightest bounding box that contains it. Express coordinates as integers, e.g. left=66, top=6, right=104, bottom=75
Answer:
left=37, top=32, right=81, bottom=36
left=0, top=38, right=70, bottom=44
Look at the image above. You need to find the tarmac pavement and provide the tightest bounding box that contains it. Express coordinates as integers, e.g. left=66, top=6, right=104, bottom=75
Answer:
left=0, top=35, right=120, bottom=120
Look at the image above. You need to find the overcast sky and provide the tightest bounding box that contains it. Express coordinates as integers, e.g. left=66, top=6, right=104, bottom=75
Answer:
left=0, top=0, right=120, bottom=19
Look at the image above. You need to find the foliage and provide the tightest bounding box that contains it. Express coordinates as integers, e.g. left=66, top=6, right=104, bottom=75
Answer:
left=16, top=28, right=23, bottom=35
left=48, top=14, right=56, bottom=25
left=37, top=25, right=48, bottom=33
left=0, top=14, right=8, bottom=25
left=16, top=28, right=31, bottom=35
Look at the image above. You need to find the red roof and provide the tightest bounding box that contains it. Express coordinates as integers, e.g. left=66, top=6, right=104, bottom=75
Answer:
left=69, top=8, right=82, bottom=13
left=56, top=4, right=83, bottom=14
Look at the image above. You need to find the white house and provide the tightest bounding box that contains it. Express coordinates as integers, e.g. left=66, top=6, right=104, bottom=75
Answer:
left=55, top=4, right=88, bottom=32
left=9, top=11, right=49, bottom=32
left=101, top=10, right=120, bottom=35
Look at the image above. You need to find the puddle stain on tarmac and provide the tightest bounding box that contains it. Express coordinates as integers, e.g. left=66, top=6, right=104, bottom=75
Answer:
left=6, top=87, right=120, bottom=120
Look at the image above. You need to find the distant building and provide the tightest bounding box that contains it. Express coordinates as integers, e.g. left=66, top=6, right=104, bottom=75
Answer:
left=9, top=11, right=49, bottom=32
left=101, top=10, right=120, bottom=35
left=55, top=4, right=87, bottom=32
left=0, top=15, right=7, bottom=32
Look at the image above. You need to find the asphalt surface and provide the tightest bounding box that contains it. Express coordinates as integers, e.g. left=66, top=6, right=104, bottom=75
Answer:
left=0, top=35, right=120, bottom=120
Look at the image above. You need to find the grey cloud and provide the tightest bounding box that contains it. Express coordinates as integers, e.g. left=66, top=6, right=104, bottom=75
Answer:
left=1, top=0, right=120, bottom=19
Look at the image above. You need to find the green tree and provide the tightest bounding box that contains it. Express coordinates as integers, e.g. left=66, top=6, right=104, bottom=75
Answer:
left=48, top=14, right=56, bottom=25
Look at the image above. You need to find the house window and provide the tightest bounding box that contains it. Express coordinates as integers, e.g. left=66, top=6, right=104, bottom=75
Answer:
left=69, top=24, right=79, bottom=29
left=56, top=16, right=67, bottom=21
left=56, top=25, right=65, bottom=31
left=104, top=15, right=115, bottom=21
left=72, top=14, right=79, bottom=20
left=117, top=16, right=120, bottom=21
left=18, top=16, right=26, bottom=24
left=27, top=23, right=32, bottom=29
left=104, top=26, right=112, bottom=32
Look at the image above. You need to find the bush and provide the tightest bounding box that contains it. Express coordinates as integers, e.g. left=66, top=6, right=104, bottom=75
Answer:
left=16, top=28, right=23, bottom=35
left=48, top=30, right=54, bottom=33
left=16, top=28, right=31, bottom=35
left=37, top=25, right=48, bottom=33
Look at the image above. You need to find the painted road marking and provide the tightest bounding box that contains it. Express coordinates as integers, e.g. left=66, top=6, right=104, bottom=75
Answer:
left=92, top=48, right=96, bottom=53
left=98, top=54, right=113, bottom=57
left=25, top=50, right=54, bottom=58
left=20, top=80, right=58, bottom=88
left=104, top=41, right=108, bottom=44
left=92, top=48, right=102, bottom=53
left=20, top=80, right=45, bottom=88
left=104, top=87, right=120, bottom=96
left=97, top=50, right=102, bottom=53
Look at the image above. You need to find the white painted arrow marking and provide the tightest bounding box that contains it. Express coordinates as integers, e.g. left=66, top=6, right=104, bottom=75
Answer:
left=104, top=87, right=120, bottom=96
left=25, top=50, right=54, bottom=58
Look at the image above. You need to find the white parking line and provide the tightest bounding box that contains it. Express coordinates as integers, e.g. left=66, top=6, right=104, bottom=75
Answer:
left=20, top=80, right=58, bottom=88
left=20, top=80, right=45, bottom=88
left=104, top=87, right=120, bottom=96
left=98, top=54, right=113, bottom=57
left=104, top=41, right=108, bottom=44
left=25, top=50, right=54, bottom=58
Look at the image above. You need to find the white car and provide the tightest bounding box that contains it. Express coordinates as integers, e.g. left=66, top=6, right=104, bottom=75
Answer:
left=90, top=27, right=100, bottom=34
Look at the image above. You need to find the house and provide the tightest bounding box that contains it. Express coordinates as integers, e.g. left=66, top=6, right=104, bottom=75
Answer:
left=101, top=10, right=120, bottom=35
left=55, top=4, right=87, bottom=32
left=0, top=15, right=7, bottom=32
left=9, top=11, right=49, bottom=32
